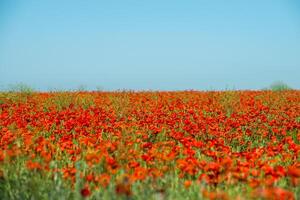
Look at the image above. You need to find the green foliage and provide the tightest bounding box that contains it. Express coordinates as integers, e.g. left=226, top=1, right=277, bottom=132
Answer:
left=43, top=92, right=95, bottom=111
left=95, top=86, right=104, bottom=91
left=268, top=81, right=292, bottom=91
left=7, top=83, right=35, bottom=94
left=76, top=85, right=88, bottom=92
left=219, top=91, right=240, bottom=117
left=0, top=83, right=35, bottom=103
left=109, top=92, right=131, bottom=119
left=46, top=93, right=75, bottom=110
left=0, top=159, right=72, bottom=200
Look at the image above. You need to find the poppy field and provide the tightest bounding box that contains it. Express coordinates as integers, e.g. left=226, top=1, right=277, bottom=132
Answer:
left=0, top=90, right=299, bottom=199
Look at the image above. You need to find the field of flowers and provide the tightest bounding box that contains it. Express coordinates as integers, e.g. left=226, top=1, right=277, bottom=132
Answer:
left=0, top=90, right=299, bottom=199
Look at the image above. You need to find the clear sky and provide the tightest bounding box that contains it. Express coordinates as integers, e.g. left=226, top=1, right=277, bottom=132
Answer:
left=1, top=0, right=300, bottom=91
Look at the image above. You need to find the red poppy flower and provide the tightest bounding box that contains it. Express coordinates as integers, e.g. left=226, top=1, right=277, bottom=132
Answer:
left=80, top=187, right=91, bottom=198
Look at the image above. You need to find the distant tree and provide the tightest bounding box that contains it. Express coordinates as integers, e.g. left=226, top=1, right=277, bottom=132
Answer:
left=269, top=81, right=292, bottom=91
left=8, top=83, right=34, bottom=94
left=96, top=86, right=104, bottom=91
left=76, top=84, right=87, bottom=92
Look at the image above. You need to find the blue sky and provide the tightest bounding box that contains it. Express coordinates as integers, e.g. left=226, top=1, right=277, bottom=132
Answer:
left=1, top=0, right=300, bottom=90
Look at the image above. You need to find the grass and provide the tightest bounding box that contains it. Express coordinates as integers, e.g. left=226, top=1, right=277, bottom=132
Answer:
left=0, top=88, right=299, bottom=199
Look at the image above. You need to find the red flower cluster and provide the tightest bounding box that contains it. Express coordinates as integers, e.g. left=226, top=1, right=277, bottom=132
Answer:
left=0, top=91, right=299, bottom=198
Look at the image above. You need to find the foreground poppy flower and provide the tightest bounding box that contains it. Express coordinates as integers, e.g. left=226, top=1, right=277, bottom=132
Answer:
left=26, top=160, right=42, bottom=171
left=202, top=189, right=229, bottom=200
left=184, top=180, right=192, bottom=188
left=252, top=187, right=295, bottom=200
left=115, top=183, right=132, bottom=197
left=287, top=166, right=300, bottom=178
left=96, top=173, right=111, bottom=188
left=80, top=186, right=91, bottom=198
left=0, top=151, right=4, bottom=162
left=115, top=175, right=132, bottom=197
